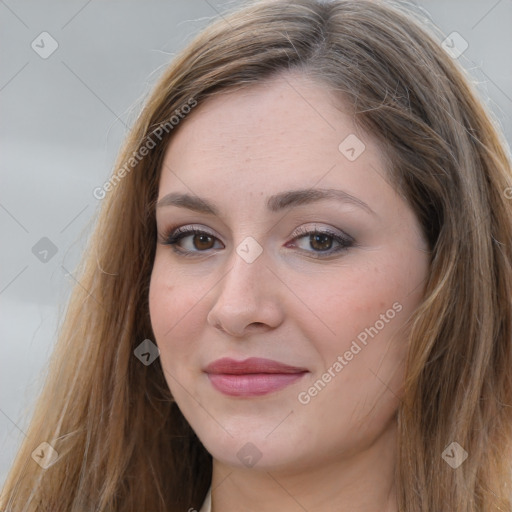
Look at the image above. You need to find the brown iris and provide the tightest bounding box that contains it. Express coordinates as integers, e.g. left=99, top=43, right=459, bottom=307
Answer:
left=309, top=233, right=333, bottom=251
left=194, top=233, right=215, bottom=250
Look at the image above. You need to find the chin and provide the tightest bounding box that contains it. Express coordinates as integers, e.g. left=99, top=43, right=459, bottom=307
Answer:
left=194, top=424, right=311, bottom=471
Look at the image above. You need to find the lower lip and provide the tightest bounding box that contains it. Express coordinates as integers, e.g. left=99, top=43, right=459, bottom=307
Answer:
left=207, top=372, right=306, bottom=397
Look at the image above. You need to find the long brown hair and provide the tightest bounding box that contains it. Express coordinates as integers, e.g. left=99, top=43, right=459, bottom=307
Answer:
left=2, top=1, right=511, bottom=510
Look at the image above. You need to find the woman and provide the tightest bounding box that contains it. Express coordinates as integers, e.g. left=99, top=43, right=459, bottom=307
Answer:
left=2, top=0, right=511, bottom=510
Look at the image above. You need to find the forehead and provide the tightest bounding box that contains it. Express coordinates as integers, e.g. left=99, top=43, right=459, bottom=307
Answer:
left=155, top=72, right=400, bottom=229
left=160, top=73, right=383, bottom=183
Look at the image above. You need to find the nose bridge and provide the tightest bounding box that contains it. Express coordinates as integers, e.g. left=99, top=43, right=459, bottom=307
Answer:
left=219, top=236, right=268, bottom=303
left=207, top=236, right=284, bottom=334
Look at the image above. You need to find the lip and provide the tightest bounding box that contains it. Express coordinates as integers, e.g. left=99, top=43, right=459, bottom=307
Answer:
left=204, top=357, right=308, bottom=397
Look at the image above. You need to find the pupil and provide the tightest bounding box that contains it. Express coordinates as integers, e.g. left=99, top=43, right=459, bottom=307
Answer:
left=195, top=234, right=213, bottom=250
left=311, top=233, right=332, bottom=251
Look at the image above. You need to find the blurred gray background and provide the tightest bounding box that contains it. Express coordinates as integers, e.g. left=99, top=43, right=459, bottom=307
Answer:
left=1, top=0, right=511, bottom=489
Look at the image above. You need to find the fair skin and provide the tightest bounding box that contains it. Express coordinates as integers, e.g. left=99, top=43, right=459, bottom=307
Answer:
left=149, top=70, right=430, bottom=512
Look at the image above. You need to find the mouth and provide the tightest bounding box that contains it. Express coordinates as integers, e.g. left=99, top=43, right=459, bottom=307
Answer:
left=204, top=357, right=309, bottom=397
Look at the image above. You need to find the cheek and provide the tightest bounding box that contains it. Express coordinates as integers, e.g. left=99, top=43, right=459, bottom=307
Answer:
left=148, top=261, right=205, bottom=403
left=299, top=255, right=422, bottom=391
left=294, top=270, right=411, bottom=438
left=148, top=263, right=175, bottom=342
left=148, top=258, right=200, bottom=360
left=297, top=266, right=403, bottom=342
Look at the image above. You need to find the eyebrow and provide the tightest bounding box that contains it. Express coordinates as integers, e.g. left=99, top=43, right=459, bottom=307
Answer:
left=156, top=188, right=376, bottom=216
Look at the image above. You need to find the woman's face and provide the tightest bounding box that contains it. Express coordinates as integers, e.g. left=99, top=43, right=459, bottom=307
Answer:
left=149, top=71, right=429, bottom=472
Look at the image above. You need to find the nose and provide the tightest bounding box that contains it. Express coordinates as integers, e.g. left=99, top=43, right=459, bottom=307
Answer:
left=206, top=245, right=285, bottom=338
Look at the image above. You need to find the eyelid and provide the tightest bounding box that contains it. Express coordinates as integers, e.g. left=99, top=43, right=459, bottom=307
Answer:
left=157, top=224, right=222, bottom=248
left=289, top=223, right=353, bottom=242
left=159, top=222, right=354, bottom=259
left=159, top=222, right=351, bottom=243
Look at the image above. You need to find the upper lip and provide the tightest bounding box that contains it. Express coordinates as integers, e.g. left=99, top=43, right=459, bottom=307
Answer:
left=204, top=357, right=308, bottom=375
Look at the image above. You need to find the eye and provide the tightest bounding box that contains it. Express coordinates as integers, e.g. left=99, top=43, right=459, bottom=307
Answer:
left=160, top=225, right=223, bottom=257
left=159, top=223, right=354, bottom=259
left=286, top=224, right=354, bottom=258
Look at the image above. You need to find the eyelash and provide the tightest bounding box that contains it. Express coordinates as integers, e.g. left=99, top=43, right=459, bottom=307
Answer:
left=159, top=224, right=354, bottom=259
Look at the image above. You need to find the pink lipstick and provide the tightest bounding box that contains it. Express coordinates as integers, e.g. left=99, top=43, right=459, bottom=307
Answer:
left=204, top=357, right=308, bottom=397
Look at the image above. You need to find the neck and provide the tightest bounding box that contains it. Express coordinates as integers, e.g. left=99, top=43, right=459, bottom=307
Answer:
left=210, top=418, right=399, bottom=512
